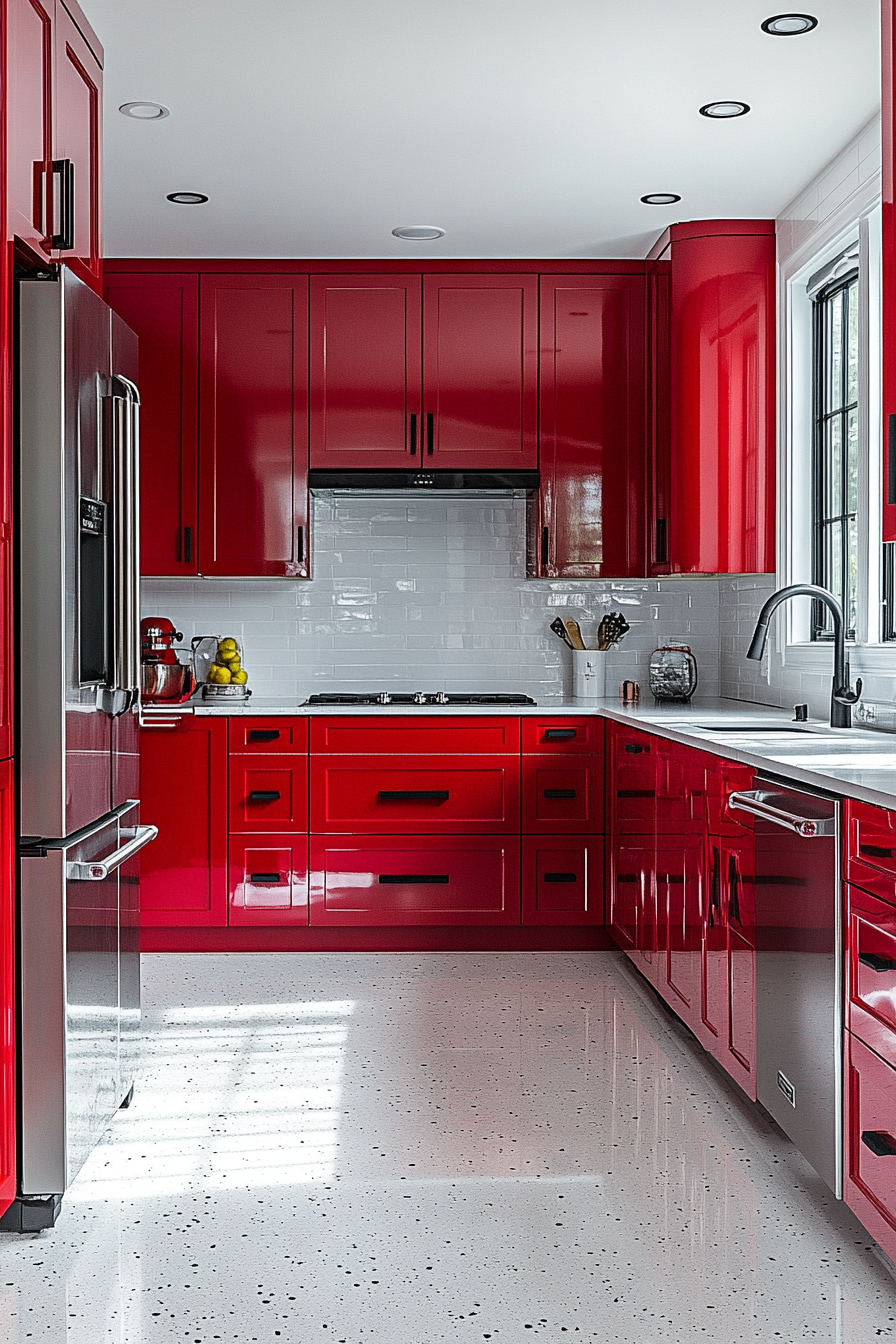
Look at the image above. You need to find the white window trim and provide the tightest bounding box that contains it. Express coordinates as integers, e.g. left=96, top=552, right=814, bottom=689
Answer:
left=777, top=174, right=883, bottom=683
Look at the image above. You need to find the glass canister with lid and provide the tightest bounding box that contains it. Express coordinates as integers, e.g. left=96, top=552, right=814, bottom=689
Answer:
left=648, top=641, right=698, bottom=702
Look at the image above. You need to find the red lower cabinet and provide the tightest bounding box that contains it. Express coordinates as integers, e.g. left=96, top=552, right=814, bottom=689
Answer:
left=229, top=837, right=309, bottom=926
left=0, top=759, right=15, bottom=1217
left=310, top=836, right=521, bottom=926
left=846, top=1033, right=896, bottom=1263
left=522, top=836, right=603, bottom=925
left=659, top=837, right=704, bottom=1025
left=522, top=760, right=601, bottom=833
left=229, top=754, right=308, bottom=833
left=609, top=836, right=652, bottom=953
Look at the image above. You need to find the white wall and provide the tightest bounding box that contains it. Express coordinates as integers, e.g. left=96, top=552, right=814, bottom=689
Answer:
left=143, top=493, right=721, bottom=703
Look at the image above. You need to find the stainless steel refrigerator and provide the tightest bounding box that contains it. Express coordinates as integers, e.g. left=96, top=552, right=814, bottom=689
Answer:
left=1, top=268, right=157, bottom=1232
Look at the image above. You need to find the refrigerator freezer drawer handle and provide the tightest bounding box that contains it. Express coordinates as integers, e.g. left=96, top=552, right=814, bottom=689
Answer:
left=727, top=790, right=836, bottom=837
left=66, top=825, right=159, bottom=881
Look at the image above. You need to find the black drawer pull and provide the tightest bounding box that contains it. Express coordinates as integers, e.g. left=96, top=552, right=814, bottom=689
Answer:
left=545, top=728, right=576, bottom=740
left=544, top=872, right=577, bottom=883
left=616, top=873, right=638, bottom=884
left=379, top=873, right=449, bottom=885
left=617, top=789, right=655, bottom=799
left=860, top=844, right=894, bottom=859
left=858, top=951, right=896, bottom=973
left=248, top=790, right=281, bottom=803
left=248, top=729, right=280, bottom=743
left=378, top=790, right=450, bottom=803
left=249, top=872, right=281, bottom=884
left=544, top=789, right=576, bottom=799
left=861, top=1130, right=896, bottom=1158
left=624, top=743, right=646, bottom=754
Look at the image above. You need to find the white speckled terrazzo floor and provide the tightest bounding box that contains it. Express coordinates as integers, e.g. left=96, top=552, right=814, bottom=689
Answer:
left=2, top=951, right=895, bottom=1342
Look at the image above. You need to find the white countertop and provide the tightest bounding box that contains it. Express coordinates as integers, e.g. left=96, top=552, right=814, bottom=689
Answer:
left=142, top=694, right=896, bottom=812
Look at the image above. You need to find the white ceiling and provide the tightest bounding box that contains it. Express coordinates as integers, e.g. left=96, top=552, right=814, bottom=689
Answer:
left=86, top=0, right=881, bottom=260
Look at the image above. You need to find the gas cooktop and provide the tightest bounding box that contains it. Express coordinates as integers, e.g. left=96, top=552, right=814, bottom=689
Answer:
left=304, top=692, right=536, bottom=707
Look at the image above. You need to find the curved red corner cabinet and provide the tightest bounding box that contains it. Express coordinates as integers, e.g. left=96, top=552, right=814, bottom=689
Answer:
left=883, top=0, right=896, bottom=543
left=647, top=221, right=776, bottom=575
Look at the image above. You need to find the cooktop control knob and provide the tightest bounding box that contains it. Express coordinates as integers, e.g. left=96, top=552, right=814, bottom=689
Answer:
left=434, top=691, right=449, bottom=705
left=413, top=691, right=427, bottom=704
left=376, top=691, right=392, bottom=705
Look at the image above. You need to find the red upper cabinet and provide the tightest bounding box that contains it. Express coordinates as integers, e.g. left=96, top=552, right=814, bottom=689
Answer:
left=309, top=275, right=422, bottom=468
left=422, top=274, right=538, bottom=468
left=536, top=274, right=646, bottom=577
left=103, top=271, right=200, bottom=576
left=52, top=0, right=102, bottom=288
left=648, top=222, right=776, bottom=575
left=7, top=0, right=55, bottom=255
left=199, top=275, right=310, bottom=577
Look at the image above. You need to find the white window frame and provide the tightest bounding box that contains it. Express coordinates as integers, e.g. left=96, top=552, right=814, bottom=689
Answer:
left=778, top=192, right=884, bottom=678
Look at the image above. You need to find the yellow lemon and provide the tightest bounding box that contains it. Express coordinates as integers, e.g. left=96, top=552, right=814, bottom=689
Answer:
left=232, top=670, right=248, bottom=685
left=227, top=657, right=241, bottom=671
left=219, top=638, right=238, bottom=653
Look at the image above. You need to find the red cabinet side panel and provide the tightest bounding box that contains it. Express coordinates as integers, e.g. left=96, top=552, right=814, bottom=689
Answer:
left=423, top=274, right=538, bottom=467
left=309, top=274, right=422, bottom=467
left=199, top=274, right=309, bottom=577
left=103, top=272, right=200, bottom=576
left=0, top=761, right=15, bottom=1216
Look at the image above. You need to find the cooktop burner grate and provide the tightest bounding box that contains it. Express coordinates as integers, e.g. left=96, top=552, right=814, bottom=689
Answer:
left=304, top=692, right=537, bottom=707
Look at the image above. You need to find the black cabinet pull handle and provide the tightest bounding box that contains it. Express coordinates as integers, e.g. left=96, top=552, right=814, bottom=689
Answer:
left=248, top=729, right=280, bottom=743
left=249, top=872, right=281, bottom=884
left=544, top=872, right=577, bottom=883
left=545, top=729, right=576, bottom=740
left=709, top=844, right=720, bottom=927
left=859, top=844, right=894, bottom=859
left=728, top=853, right=742, bottom=925
left=51, top=158, right=75, bottom=250
left=297, top=525, right=305, bottom=564
left=616, top=873, right=638, bottom=884
left=617, top=789, right=654, bottom=799
left=379, top=873, right=449, bottom=885
left=858, top=951, right=896, bottom=973
left=655, top=517, right=668, bottom=564
left=541, top=526, right=549, bottom=566
left=624, top=743, right=646, bottom=754
left=183, top=526, right=193, bottom=564
left=378, top=790, right=450, bottom=803
left=410, top=412, right=417, bottom=456
left=248, top=790, right=281, bottom=802
left=426, top=412, right=434, bottom=455
left=861, top=1130, right=896, bottom=1157
left=544, top=789, right=576, bottom=799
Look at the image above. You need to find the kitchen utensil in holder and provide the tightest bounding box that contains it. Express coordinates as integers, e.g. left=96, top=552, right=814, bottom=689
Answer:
left=572, top=649, right=606, bottom=700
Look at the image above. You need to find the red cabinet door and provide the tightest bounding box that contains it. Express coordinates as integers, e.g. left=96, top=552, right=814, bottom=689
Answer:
left=139, top=718, right=228, bottom=926
left=229, top=836, right=309, bottom=926
left=537, top=275, right=646, bottom=578
left=659, top=836, right=705, bottom=1027
left=103, top=272, right=200, bottom=576
left=845, top=1033, right=896, bottom=1263
left=607, top=723, right=657, bottom=836
left=609, top=836, right=651, bottom=953
left=422, top=275, right=537, bottom=468
left=647, top=254, right=673, bottom=572
left=522, top=760, right=601, bottom=834
left=229, top=755, right=308, bottom=834
left=522, top=836, right=603, bottom=925
left=53, top=0, right=102, bottom=289
left=521, top=717, right=602, bottom=755
left=847, top=884, right=896, bottom=1052
left=7, top=0, right=54, bottom=254
left=229, top=717, right=307, bottom=754
left=199, top=275, right=309, bottom=577
left=311, top=715, right=520, bottom=756
left=0, top=760, right=15, bottom=1217
left=309, top=275, right=422, bottom=468
left=310, top=835, right=520, bottom=926
left=311, top=755, right=520, bottom=835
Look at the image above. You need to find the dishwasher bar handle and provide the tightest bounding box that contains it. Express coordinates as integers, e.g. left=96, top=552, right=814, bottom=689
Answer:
left=728, top=790, right=836, bottom=838
left=67, top=825, right=159, bottom=881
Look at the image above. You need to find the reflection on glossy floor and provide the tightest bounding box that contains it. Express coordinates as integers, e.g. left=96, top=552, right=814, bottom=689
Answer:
left=2, top=952, right=895, bottom=1342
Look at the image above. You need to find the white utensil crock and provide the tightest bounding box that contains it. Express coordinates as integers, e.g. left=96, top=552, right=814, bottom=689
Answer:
left=571, top=649, right=606, bottom=700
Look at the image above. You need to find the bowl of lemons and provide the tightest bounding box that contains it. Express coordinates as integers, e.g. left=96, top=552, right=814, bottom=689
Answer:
left=201, top=637, right=251, bottom=699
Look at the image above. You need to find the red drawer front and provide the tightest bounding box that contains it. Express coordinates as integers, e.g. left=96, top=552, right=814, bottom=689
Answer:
left=848, top=884, right=896, bottom=1042
left=310, top=715, right=520, bottom=756
left=522, top=836, right=604, bottom=925
left=522, top=761, right=602, bottom=833
left=229, top=756, right=308, bottom=833
left=609, top=730, right=656, bottom=835
left=229, top=837, right=309, bottom=926
left=846, top=1034, right=896, bottom=1239
left=229, top=718, right=308, bottom=754
left=846, top=855, right=896, bottom=907
left=656, top=742, right=707, bottom=835
left=310, top=836, right=520, bottom=926
left=846, top=800, right=896, bottom=878
left=310, top=756, right=519, bottom=833
left=521, top=717, right=602, bottom=755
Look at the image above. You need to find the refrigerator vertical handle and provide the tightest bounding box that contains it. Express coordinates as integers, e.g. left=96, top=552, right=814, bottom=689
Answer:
left=109, top=377, right=141, bottom=707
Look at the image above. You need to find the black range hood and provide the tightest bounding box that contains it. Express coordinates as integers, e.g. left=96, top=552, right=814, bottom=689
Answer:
left=308, top=469, right=539, bottom=492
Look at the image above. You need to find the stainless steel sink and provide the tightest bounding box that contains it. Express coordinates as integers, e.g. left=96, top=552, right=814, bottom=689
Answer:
left=690, top=724, right=817, bottom=733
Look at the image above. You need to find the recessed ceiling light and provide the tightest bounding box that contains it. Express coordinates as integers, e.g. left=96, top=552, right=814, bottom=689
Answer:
left=761, top=12, right=818, bottom=35
left=699, top=101, right=751, bottom=119
left=391, top=225, right=446, bottom=241
left=641, top=193, right=681, bottom=206
left=166, top=191, right=208, bottom=205
left=119, top=101, right=169, bottom=120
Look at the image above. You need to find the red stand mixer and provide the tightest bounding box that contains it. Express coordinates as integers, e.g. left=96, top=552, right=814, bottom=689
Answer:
left=141, top=617, right=196, bottom=702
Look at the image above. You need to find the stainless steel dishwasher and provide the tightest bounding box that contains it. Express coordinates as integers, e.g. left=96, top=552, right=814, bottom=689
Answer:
left=729, top=779, right=842, bottom=1196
